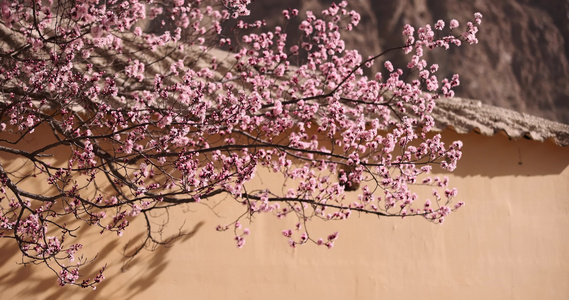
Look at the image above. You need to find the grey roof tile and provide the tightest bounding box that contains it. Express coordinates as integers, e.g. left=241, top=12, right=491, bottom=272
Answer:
left=432, top=97, right=569, bottom=146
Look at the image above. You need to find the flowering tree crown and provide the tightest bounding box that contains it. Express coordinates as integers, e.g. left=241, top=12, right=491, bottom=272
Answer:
left=0, top=0, right=481, bottom=288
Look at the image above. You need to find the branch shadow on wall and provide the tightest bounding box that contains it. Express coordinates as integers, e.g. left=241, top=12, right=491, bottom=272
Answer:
left=85, top=220, right=204, bottom=300
left=0, top=220, right=203, bottom=299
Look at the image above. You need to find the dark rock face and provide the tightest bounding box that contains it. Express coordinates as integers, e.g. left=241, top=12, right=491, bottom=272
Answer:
left=248, top=0, right=569, bottom=124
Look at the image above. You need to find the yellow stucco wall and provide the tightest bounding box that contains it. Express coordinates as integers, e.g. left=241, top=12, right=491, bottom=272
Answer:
left=1, top=129, right=568, bottom=299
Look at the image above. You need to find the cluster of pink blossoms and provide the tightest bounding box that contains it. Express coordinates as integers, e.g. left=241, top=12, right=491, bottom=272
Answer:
left=0, top=0, right=481, bottom=288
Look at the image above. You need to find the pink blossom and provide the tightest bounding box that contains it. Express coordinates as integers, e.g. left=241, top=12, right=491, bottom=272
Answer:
left=474, top=12, right=483, bottom=25
left=449, top=19, right=459, bottom=29
left=435, top=20, right=445, bottom=30
left=384, top=61, right=394, bottom=72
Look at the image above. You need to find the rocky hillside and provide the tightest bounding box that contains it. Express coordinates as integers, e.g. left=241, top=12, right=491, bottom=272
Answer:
left=246, top=0, right=569, bottom=124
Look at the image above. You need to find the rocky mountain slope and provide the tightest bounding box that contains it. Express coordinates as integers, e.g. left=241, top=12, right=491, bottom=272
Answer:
left=247, top=0, right=569, bottom=124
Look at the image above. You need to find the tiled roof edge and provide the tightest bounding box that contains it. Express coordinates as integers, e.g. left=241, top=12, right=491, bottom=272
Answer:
left=431, top=97, right=569, bottom=146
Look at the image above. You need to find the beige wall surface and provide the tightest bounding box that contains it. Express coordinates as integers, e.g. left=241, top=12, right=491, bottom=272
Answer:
left=1, top=129, right=568, bottom=299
